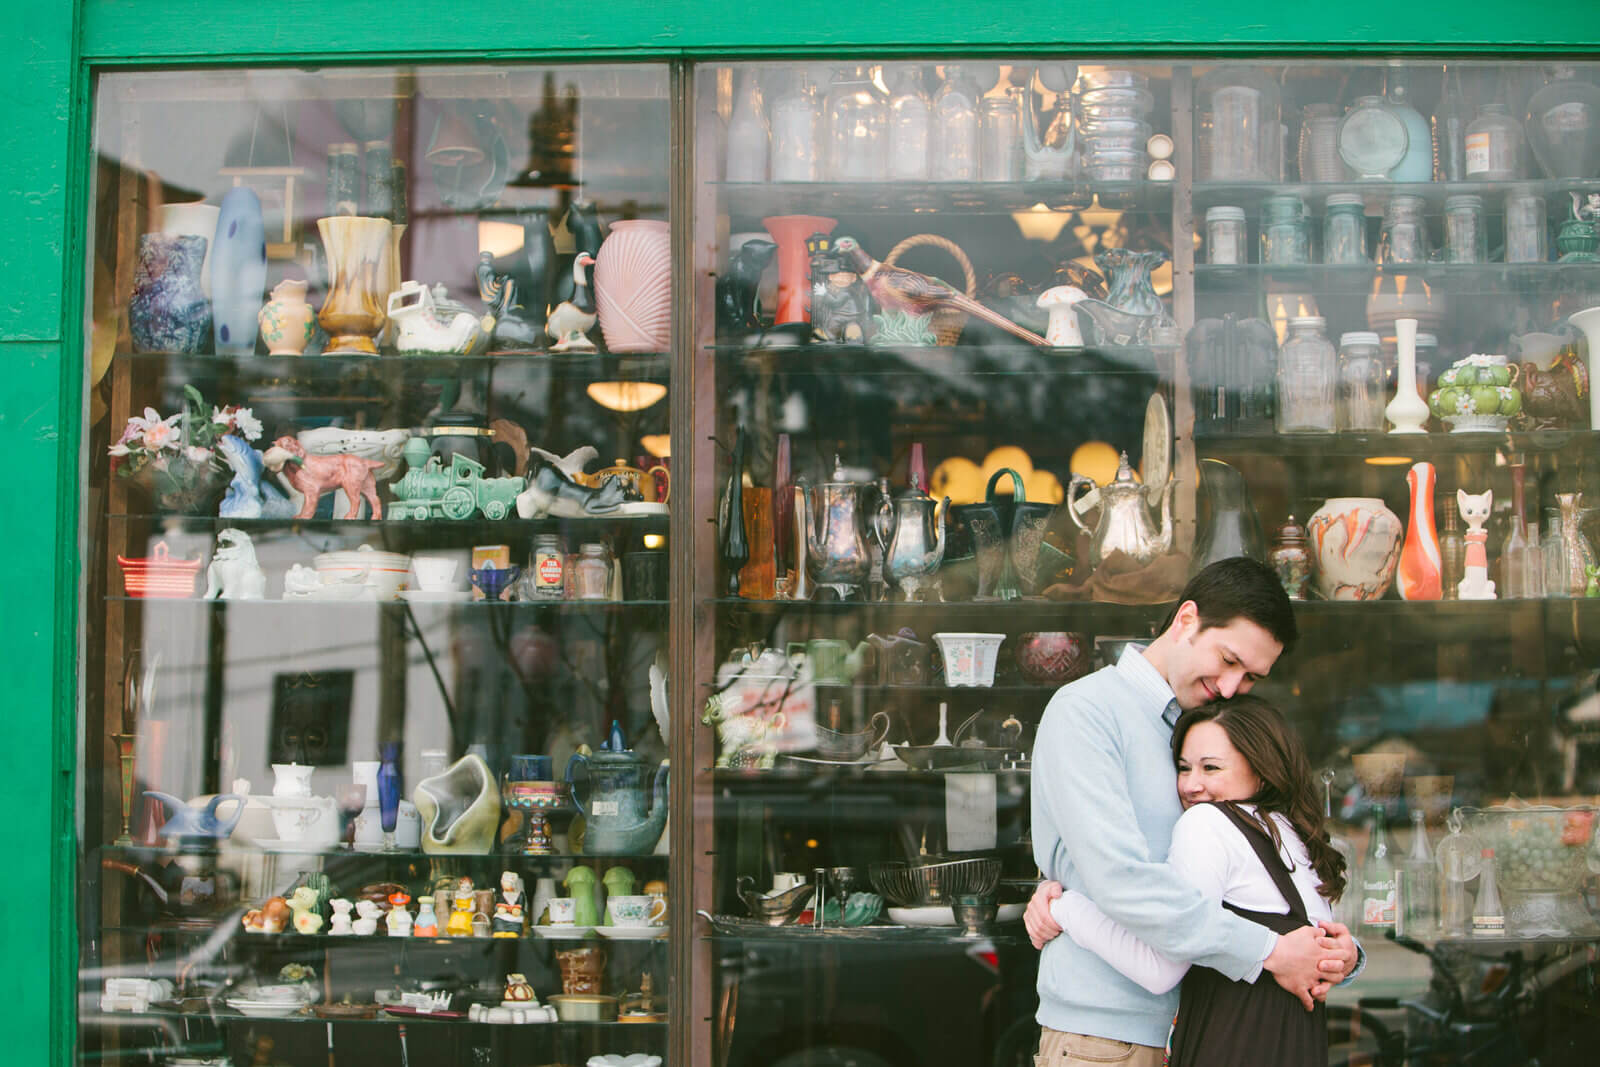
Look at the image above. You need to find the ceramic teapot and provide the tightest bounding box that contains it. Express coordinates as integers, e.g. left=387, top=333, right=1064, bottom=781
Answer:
left=589, top=458, right=670, bottom=504
left=874, top=478, right=950, bottom=602
left=144, top=791, right=246, bottom=840
left=803, top=456, right=873, bottom=600
left=565, top=749, right=670, bottom=855
left=1067, top=451, right=1173, bottom=569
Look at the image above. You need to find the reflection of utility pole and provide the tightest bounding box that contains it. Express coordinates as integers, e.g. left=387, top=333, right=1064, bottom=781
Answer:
left=201, top=602, right=226, bottom=796
left=378, top=603, right=408, bottom=751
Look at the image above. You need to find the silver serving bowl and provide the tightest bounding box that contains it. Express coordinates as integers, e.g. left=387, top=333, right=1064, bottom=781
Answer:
left=869, top=857, right=1002, bottom=906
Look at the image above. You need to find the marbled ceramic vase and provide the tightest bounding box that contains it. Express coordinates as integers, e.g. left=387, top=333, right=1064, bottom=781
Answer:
left=316, top=215, right=392, bottom=355
left=594, top=219, right=672, bottom=353
left=129, top=233, right=212, bottom=355
left=211, top=186, right=268, bottom=356
left=258, top=279, right=317, bottom=355
left=1307, top=496, right=1403, bottom=600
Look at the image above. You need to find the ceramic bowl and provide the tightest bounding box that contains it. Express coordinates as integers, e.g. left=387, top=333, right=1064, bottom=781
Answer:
left=314, top=546, right=410, bottom=600
left=1442, top=414, right=1511, bottom=434
left=547, top=994, right=619, bottom=1022
left=933, top=632, right=1005, bottom=687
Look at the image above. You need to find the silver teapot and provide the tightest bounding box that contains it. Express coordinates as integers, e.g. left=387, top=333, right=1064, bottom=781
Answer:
left=1067, top=451, right=1173, bottom=570
left=803, top=456, right=873, bottom=600
left=873, top=477, right=949, bottom=602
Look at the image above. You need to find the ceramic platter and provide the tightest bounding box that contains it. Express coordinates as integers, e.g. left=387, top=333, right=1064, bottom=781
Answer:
left=778, top=753, right=897, bottom=769
left=1141, top=392, right=1171, bottom=490
left=225, top=998, right=306, bottom=1018
left=399, top=589, right=472, bottom=603
left=253, top=838, right=337, bottom=854
left=886, top=903, right=1025, bottom=927
left=531, top=924, right=596, bottom=939
left=616, top=501, right=669, bottom=516
left=596, top=925, right=669, bottom=940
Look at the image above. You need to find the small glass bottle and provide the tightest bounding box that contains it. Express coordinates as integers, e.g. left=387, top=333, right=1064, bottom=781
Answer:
left=573, top=542, right=614, bottom=600
left=1505, top=186, right=1549, bottom=264
left=1465, top=102, right=1525, bottom=180
left=1323, top=193, right=1370, bottom=265
left=530, top=533, right=567, bottom=600
left=1440, top=505, right=1465, bottom=600
left=1277, top=316, right=1337, bottom=433
left=1502, top=464, right=1533, bottom=599
left=1443, top=194, right=1488, bottom=264
left=1261, top=194, right=1311, bottom=265
left=885, top=63, right=931, bottom=181
left=725, top=70, right=770, bottom=182
left=1432, top=64, right=1469, bottom=182
left=1524, top=519, right=1545, bottom=598
left=1362, top=803, right=1398, bottom=932
left=930, top=64, right=980, bottom=181
left=1205, top=206, right=1248, bottom=265
left=1337, top=331, right=1386, bottom=432
left=1269, top=515, right=1312, bottom=600
left=824, top=65, right=888, bottom=182
left=1472, top=848, right=1505, bottom=936
left=1379, top=194, right=1429, bottom=265
left=979, top=90, right=1023, bottom=181
left=770, top=69, right=822, bottom=181
left=1543, top=506, right=1567, bottom=598
left=1403, top=810, right=1437, bottom=936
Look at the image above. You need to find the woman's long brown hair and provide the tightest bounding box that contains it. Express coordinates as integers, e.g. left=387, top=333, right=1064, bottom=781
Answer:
left=1172, top=695, right=1347, bottom=903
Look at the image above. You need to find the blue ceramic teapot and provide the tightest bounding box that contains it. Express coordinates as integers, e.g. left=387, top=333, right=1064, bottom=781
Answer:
left=565, top=750, right=669, bottom=856
left=144, top=791, right=246, bottom=840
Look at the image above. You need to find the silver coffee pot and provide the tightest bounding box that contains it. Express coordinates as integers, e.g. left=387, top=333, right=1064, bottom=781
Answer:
left=803, top=456, right=873, bottom=600
left=873, top=477, right=949, bottom=602
left=1067, top=451, right=1173, bottom=569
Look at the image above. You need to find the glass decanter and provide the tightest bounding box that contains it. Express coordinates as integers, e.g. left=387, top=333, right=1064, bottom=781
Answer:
left=930, top=64, right=980, bottom=181
left=824, top=65, right=888, bottom=182
left=885, top=63, right=931, bottom=180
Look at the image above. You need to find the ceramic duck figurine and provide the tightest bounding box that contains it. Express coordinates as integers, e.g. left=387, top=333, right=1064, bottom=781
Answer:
left=547, top=253, right=598, bottom=353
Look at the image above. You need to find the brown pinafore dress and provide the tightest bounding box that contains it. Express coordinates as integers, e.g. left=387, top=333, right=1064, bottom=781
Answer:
left=1167, top=803, right=1328, bottom=1067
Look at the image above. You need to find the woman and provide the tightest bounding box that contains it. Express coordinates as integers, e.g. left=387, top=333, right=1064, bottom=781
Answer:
left=1043, top=695, right=1347, bottom=1067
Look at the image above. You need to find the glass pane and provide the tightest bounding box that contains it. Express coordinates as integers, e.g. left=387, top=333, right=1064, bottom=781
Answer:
left=80, top=63, right=674, bottom=1066
left=691, top=56, right=1600, bottom=1067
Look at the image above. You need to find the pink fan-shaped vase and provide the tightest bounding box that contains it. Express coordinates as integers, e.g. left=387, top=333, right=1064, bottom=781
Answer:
left=594, top=219, right=671, bottom=353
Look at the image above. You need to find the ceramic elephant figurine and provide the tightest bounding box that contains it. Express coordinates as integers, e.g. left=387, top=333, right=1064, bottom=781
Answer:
left=701, top=694, right=787, bottom=770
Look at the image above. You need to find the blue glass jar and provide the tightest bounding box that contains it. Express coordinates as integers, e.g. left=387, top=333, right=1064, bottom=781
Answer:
left=1261, top=194, right=1311, bottom=265
left=1322, top=193, right=1370, bottom=265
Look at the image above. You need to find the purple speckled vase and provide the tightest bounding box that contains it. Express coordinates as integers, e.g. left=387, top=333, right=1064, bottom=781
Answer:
left=129, top=233, right=212, bottom=354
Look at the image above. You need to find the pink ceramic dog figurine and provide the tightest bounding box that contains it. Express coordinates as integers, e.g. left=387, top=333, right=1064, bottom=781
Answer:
left=262, top=435, right=386, bottom=519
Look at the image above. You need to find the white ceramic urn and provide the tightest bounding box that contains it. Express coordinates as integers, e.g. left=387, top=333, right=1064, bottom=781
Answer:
left=1306, top=497, right=1403, bottom=601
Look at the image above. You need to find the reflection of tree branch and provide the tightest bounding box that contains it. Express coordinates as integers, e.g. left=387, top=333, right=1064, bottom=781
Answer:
left=402, top=603, right=459, bottom=751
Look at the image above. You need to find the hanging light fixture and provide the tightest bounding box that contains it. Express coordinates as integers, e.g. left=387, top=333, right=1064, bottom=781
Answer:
left=587, top=381, right=667, bottom=413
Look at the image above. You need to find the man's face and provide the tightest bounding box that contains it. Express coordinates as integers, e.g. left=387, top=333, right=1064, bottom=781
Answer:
left=1165, top=604, right=1283, bottom=710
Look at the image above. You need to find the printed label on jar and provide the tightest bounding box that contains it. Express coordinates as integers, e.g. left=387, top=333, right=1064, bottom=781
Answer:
left=1362, top=883, right=1396, bottom=927
left=1472, top=914, right=1505, bottom=935
left=535, top=554, right=564, bottom=588
left=1465, top=132, right=1491, bottom=176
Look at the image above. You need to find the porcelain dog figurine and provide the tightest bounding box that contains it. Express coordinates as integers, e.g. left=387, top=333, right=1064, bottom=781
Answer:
left=515, top=461, right=628, bottom=519
left=204, top=528, right=266, bottom=600
left=262, top=435, right=386, bottom=519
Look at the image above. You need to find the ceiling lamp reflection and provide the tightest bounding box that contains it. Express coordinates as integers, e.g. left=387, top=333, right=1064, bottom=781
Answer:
left=587, top=381, right=667, bottom=413
left=640, top=433, right=671, bottom=458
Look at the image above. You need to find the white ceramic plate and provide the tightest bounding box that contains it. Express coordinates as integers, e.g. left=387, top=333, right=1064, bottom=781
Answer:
left=226, top=999, right=304, bottom=1017
left=399, top=589, right=471, bottom=603
left=530, top=924, right=596, bottom=939
left=617, top=501, right=669, bottom=516
left=596, top=925, right=668, bottom=940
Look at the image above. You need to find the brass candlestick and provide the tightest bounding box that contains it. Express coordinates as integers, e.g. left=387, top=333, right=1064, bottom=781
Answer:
left=112, top=732, right=137, bottom=846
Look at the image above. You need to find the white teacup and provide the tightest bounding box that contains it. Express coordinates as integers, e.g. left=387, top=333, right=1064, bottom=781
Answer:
left=410, top=555, right=460, bottom=592
left=607, top=894, right=667, bottom=928
left=547, top=897, right=577, bottom=925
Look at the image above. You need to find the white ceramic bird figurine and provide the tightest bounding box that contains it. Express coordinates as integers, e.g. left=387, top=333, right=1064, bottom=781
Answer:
left=547, top=253, right=597, bottom=352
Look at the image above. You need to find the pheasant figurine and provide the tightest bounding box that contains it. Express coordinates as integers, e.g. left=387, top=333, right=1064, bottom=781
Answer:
left=546, top=252, right=597, bottom=353
left=833, top=236, right=1048, bottom=346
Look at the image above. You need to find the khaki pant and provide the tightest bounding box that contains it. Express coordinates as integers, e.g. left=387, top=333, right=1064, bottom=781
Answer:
left=1036, top=1027, right=1165, bottom=1067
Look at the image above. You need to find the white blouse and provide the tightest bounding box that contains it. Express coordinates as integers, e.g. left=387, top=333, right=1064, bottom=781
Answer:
left=1049, top=802, right=1334, bottom=994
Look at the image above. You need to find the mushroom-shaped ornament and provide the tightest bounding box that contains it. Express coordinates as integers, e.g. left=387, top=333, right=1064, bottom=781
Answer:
left=1037, top=286, right=1088, bottom=347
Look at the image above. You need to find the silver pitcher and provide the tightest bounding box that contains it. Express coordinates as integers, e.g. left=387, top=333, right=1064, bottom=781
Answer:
left=874, top=480, right=950, bottom=602
left=803, top=456, right=873, bottom=600
left=1067, top=451, right=1173, bottom=570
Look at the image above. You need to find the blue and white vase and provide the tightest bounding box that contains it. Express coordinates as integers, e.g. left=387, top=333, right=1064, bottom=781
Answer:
left=129, top=233, right=211, bottom=355
left=211, top=187, right=268, bottom=356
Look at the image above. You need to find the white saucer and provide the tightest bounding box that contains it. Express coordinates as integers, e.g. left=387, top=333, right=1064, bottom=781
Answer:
left=617, top=501, right=669, bottom=516
left=886, top=903, right=1025, bottom=927
left=400, top=589, right=471, bottom=603
left=530, top=924, right=596, bottom=939
left=226, top=998, right=305, bottom=1017
left=596, top=925, right=668, bottom=940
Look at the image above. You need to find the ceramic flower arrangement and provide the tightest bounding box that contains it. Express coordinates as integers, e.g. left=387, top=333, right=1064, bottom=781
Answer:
left=108, top=384, right=263, bottom=510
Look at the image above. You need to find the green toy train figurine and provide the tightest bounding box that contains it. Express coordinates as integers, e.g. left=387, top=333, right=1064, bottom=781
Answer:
left=388, top=438, right=524, bottom=521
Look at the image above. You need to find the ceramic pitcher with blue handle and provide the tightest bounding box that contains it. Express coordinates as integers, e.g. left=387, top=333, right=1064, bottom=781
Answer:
left=565, top=751, right=669, bottom=855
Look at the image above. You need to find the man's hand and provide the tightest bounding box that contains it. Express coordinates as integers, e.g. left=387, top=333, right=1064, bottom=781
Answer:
left=1262, top=925, right=1344, bottom=1010
left=1025, top=881, right=1064, bottom=950
left=1316, top=921, right=1360, bottom=982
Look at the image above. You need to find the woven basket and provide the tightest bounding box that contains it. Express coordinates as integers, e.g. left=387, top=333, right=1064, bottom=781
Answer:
left=884, top=234, right=977, bottom=347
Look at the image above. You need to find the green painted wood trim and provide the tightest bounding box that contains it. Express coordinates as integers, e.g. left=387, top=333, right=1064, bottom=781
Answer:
left=80, top=0, right=1600, bottom=61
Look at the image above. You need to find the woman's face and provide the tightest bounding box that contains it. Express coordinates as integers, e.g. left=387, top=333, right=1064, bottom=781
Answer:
left=1176, top=720, right=1261, bottom=809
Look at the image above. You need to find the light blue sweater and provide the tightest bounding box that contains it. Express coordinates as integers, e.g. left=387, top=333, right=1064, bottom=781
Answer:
left=1031, top=648, right=1277, bottom=1047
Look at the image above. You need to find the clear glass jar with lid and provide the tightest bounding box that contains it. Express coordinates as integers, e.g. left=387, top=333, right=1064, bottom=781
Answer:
left=573, top=542, right=615, bottom=600
left=1276, top=315, right=1337, bottom=433
left=1465, top=101, right=1526, bottom=180
left=1505, top=185, right=1548, bottom=263
left=1323, top=193, right=1369, bottom=265
left=1261, top=194, right=1311, bottom=265
left=1379, top=194, right=1429, bottom=264
left=1443, top=194, right=1487, bottom=263
left=1337, top=330, right=1386, bottom=431
left=1205, top=205, right=1247, bottom=265
left=978, top=90, right=1023, bottom=181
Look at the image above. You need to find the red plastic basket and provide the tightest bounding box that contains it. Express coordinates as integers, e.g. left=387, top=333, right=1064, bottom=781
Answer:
left=117, top=541, right=202, bottom=599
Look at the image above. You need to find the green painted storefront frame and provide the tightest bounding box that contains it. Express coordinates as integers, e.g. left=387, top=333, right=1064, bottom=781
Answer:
left=7, top=1, right=1599, bottom=1062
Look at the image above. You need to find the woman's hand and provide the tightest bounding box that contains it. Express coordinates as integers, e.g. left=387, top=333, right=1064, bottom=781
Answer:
left=1025, top=880, right=1065, bottom=949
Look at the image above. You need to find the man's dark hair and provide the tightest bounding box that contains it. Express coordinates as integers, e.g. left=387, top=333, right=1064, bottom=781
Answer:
left=1160, top=557, right=1297, bottom=655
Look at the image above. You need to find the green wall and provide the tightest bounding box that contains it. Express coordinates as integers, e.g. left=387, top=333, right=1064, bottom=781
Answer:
left=8, top=1, right=1600, bottom=1063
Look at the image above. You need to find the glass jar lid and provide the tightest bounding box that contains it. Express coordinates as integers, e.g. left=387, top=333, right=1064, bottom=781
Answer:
left=1416, top=332, right=1438, bottom=348
left=1384, top=193, right=1426, bottom=215
left=1206, top=205, right=1246, bottom=222
left=1325, top=193, right=1365, bottom=210
left=580, top=542, right=608, bottom=555
left=1262, top=194, right=1307, bottom=221
left=1288, top=315, right=1327, bottom=330
left=1340, top=331, right=1381, bottom=348
left=1444, top=194, right=1485, bottom=212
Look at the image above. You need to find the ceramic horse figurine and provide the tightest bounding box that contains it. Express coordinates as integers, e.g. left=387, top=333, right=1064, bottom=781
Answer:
left=216, top=433, right=299, bottom=519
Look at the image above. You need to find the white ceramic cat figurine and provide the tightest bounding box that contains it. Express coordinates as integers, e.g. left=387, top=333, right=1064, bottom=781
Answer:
left=1457, top=489, right=1496, bottom=600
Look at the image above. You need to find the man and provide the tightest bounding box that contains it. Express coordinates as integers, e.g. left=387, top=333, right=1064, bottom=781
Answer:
left=1026, top=557, right=1359, bottom=1066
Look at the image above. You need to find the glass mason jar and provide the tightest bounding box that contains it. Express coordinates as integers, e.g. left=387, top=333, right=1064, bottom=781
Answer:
left=885, top=63, right=931, bottom=181
left=1205, top=205, right=1248, bottom=265
left=1443, top=194, right=1487, bottom=263
left=1505, top=185, right=1549, bottom=263
left=930, top=64, right=980, bottom=180
left=1276, top=315, right=1337, bottom=433
left=1379, top=194, right=1429, bottom=264
left=1337, top=331, right=1386, bottom=431
left=1261, top=194, right=1311, bottom=265
left=1465, top=101, right=1526, bottom=180
left=979, top=90, right=1023, bottom=181
left=1298, top=103, right=1344, bottom=183
left=1323, top=193, right=1370, bottom=265
left=770, top=70, right=822, bottom=181
left=823, top=65, right=887, bottom=182
left=530, top=533, right=567, bottom=600
left=1199, top=66, right=1281, bottom=181
left=573, top=542, right=614, bottom=600
left=1414, top=332, right=1440, bottom=397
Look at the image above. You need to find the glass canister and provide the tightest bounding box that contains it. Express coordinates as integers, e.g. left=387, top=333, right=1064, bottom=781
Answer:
left=770, top=69, right=822, bottom=182
left=1261, top=194, right=1311, bottom=265
left=1379, top=194, right=1429, bottom=264
left=530, top=533, right=567, bottom=600
left=823, top=65, right=887, bottom=182
left=1337, top=330, right=1386, bottom=432
left=1276, top=315, right=1337, bottom=433
left=1323, top=193, right=1370, bottom=265
left=930, top=64, right=980, bottom=181
left=573, top=542, right=615, bottom=601
left=1298, top=103, right=1344, bottom=183
left=1443, top=194, right=1487, bottom=263
left=1269, top=515, right=1313, bottom=600
left=1465, top=101, right=1526, bottom=180
left=1505, top=185, right=1549, bottom=263
left=1205, top=206, right=1248, bottom=265
left=979, top=90, right=1023, bottom=181
left=885, top=63, right=931, bottom=181
left=1198, top=66, right=1281, bottom=181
